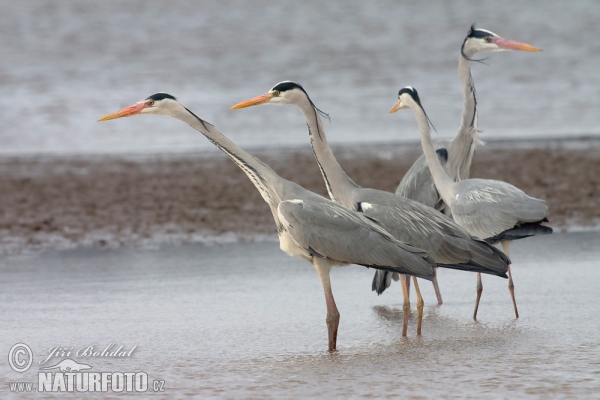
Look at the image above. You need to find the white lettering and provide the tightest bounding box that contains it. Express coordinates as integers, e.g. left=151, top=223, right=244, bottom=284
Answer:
left=38, top=372, right=53, bottom=392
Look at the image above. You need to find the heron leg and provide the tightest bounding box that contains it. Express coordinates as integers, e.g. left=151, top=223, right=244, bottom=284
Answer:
left=502, top=241, right=519, bottom=319
left=312, top=257, right=340, bottom=351
left=432, top=268, right=443, bottom=305
left=405, top=273, right=411, bottom=301
left=400, top=274, right=410, bottom=337
left=473, top=272, right=483, bottom=321
left=412, top=276, right=424, bottom=335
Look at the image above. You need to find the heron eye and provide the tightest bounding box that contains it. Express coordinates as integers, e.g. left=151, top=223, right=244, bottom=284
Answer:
left=273, top=91, right=281, bottom=97
left=484, top=36, right=490, bottom=42
left=147, top=100, right=155, bottom=106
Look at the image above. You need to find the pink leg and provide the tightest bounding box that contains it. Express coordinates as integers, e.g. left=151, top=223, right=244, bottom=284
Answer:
left=432, top=269, right=443, bottom=305
left=473, top=272, right=483, bottom=321
left=412, top=276, right=424, bottom=335
left=313, top=257, right=340, bottom=351
left=323, top=289, right=340, bottom=350
left=502, top=241, right=519, bottom=319
left=401, top=274, right=410, bottom=337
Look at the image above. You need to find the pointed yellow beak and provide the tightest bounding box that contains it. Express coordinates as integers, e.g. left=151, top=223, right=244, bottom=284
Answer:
left=98, top=102, right=147, bottom=122
left=231, top=93, right=273, bottom=110
left=493, top=38, right=542, bottom=52
left=389, top=100, right=405, bottom=114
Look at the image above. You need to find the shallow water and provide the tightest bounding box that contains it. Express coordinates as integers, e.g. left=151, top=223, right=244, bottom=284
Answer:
left=1, top=0, right=599, bottom=154
left=1, top=231, right=599, bottom=398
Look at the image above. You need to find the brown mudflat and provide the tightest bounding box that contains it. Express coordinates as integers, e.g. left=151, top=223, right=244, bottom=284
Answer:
left=0, top=140, right=598, bottom=253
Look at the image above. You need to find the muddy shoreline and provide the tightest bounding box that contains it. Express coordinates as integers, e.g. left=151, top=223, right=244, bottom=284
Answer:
left=0, top=139, right=598, bottom=253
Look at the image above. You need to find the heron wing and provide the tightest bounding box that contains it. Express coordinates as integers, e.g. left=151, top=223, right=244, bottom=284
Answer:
left=452, top=179, right=549, bottom=240
left=357, top=190, right=508, bottom=271
left=277, top=200, right=435, bottom=280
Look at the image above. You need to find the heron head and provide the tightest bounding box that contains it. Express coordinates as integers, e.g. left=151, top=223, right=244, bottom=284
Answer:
left=98, top=93, right=180, bottom=121
left=462, top=25, right=541, bottom=55
left=230, top=80, right=311, bottom=109
left=390, top=87, right=436, bottom=132
left=389, top=86, right=420, bottom=113
left=231, top=80, right=330, bottom=121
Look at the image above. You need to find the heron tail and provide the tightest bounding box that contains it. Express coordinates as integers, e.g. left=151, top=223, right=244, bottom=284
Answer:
left=371, top=271, right=399, bottom=295
left=484, top=221, right=553, bottom=243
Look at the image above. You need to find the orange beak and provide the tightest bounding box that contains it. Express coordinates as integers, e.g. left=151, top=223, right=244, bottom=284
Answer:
left=98, top=102, right=147, bottom=122
left=230, top=93, right=273, bottom=110
left=493, top=38, right=542, bottom=52
left=389, top=100, right=405, bottom=114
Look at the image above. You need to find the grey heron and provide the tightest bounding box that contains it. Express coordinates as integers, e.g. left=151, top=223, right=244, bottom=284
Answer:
left=390, top=86, right=552, bottom=320
left=393, top=26, right=541, bottom=304
left=231, top=81, right=510, bottom=336
left=396, top=25, right=542, bottom=214
left=98, top=93, right=438, bottom=352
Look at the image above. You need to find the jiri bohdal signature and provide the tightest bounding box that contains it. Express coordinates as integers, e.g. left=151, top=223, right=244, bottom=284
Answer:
left=39, top=344, right=137, bottom=365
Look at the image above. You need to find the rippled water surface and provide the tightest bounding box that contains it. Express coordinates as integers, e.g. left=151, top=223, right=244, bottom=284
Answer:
left=1, top=231, right=599, bottom=398
left=1, top=0, right=599, bottom=154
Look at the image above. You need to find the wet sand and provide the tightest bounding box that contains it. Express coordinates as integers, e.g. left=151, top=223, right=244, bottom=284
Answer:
left=0, top=139, right=599, bottom=253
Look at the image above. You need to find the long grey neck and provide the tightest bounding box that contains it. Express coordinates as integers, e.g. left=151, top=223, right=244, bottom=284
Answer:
left=170, top=105, right=284, bottom=211
left=447, top=49, right=483, bottom=182
left=458, top=49, right=478, bottom=136
left=296, top=96, right=358, bottom=205
left=411, top=101, right=456, bottom=203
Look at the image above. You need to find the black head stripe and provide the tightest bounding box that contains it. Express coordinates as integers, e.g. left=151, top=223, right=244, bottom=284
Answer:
left=467, top=24, right=476, bottom=37
left=398, top=87, right=417, bottom=100
left=461, top=24, right=493, bottom=63
left=271, top=81, right=304, bottom=93
left=469, top=29, right=497, bottom=39
left=146, top=93, right=177, bottom=102
left=398, top=87, right=437, bottom=133
left=466, top=24, right=498, bottom=39
left=272, top=81, right=330, bottom=122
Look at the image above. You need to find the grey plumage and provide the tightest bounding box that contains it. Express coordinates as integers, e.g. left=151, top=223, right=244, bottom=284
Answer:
left=279, top=200, right=434, bottom=280
left=451, top=179, right=553, bottom=242
left=308, top=85, right=505, bottom=272
left=484, top=222, right=552, bottom=243
left=395, top=27, right=484, bottom=215
left=233, top=81, right=512, bottom=335
left=101, top=93, right=438, bottom=351
left=393, top=27, right=542, bottom=309
left=392, top=85, right=550, bottom=320
left=392, top=87, right=551, bottom=244
left=354, top=189, right=510, bottom=277
left=160, top=97, right=440, bottom=279
left=395, top=25, right=541, bottom=217
left=236, top=81, right=509, bottom=278
left=372, top=269, right=399, bottom=294
left=395, top=144, right=452, bottom=215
